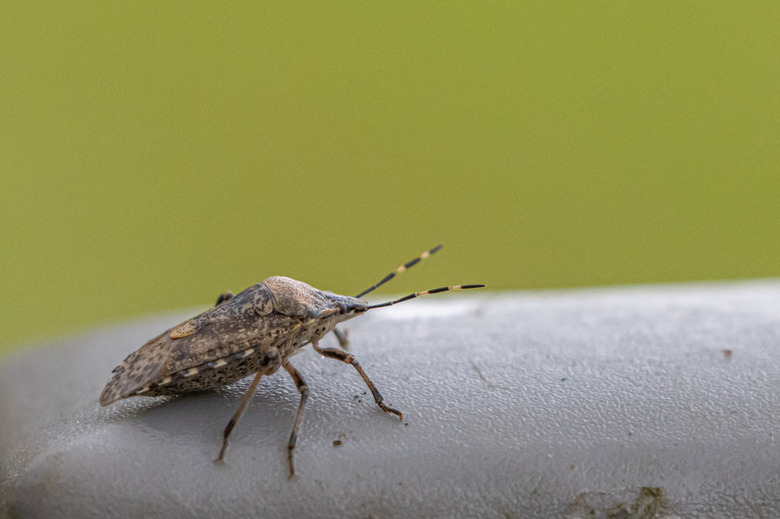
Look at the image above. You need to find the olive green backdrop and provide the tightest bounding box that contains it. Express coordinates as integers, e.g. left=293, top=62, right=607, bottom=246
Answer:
left=2, top=2, right=779, bottom=354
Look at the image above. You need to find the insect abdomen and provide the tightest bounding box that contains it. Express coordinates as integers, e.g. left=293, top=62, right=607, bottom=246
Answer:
left=131, top=345, right=284, bottom=397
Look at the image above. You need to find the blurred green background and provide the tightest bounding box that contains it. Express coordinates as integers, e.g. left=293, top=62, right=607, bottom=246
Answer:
left=2, top=2, right=779, bottom=355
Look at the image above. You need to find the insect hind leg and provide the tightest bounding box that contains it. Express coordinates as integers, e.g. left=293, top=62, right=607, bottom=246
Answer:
left=215, top=291, right=235, bottom=305
left=214, top=372, right=262, bottom=464
left=283, top=361, right=309, bottom=479
left=312, top=342, right=402, bottom=420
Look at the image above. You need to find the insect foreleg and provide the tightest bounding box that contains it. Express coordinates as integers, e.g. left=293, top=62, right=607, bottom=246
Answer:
left=215, top=291, right=235, bottom=305
left=312, top=342, right=403, bottom=420
left=283, top=361, right=309, bottom=479
left=214, top=371, right=262, bottom=464
left=332, top=327, right=350, bottom=350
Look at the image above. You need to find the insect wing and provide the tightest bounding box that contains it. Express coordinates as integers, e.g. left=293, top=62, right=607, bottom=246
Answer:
left=99, top=330, right=175, bottom=406
left=169, top=283, right=275, bottom=339
left=164, top=311, right=299, bottom=372
left=100, top=282, right=303, bottom=405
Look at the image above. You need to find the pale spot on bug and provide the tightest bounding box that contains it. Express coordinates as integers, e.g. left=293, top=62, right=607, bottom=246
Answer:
left=184, top=368, right=200, bottom=377
left=210, top=359, right=228, bottom=368
left=242, top=348, right=255, bottom=357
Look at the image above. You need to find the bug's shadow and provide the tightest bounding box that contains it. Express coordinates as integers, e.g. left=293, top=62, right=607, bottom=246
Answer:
left=106, top=380, right=302, bottom=446
left=96, top=355, right=409, bottom=473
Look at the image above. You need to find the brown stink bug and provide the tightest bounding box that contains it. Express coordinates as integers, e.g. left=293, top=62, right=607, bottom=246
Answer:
left=100, top=244, right=484, bottom=477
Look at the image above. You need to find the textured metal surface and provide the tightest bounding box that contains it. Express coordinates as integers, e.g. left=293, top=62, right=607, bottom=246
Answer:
left=2, top=283, right=779, bottom=518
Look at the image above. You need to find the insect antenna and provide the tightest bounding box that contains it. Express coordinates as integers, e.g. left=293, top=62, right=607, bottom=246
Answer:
left=367, top=284, right=486, bottom=310
left=355, top=244, right=444, bottom=298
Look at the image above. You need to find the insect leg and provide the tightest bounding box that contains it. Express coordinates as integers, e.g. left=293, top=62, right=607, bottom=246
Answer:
left=214, top=372, right=262, bottom=464
left=215, top=291, right=235, bottom=305
left=283, top=361, right=309, bottom=479
left=332, top=327, right=350, bottom=350
left=312, top=342, right=403, bottom=420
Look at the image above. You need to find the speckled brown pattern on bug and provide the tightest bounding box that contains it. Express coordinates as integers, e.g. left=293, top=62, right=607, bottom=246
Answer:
left=100, top=278, right=349, bottom=405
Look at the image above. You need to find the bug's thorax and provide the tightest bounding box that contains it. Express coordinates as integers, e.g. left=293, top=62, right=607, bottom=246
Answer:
left=264, top=276, right=368, bottom=343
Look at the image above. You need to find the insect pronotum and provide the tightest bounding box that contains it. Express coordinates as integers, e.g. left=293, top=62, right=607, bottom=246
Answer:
left=100, top=244, right=484, bottom=477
